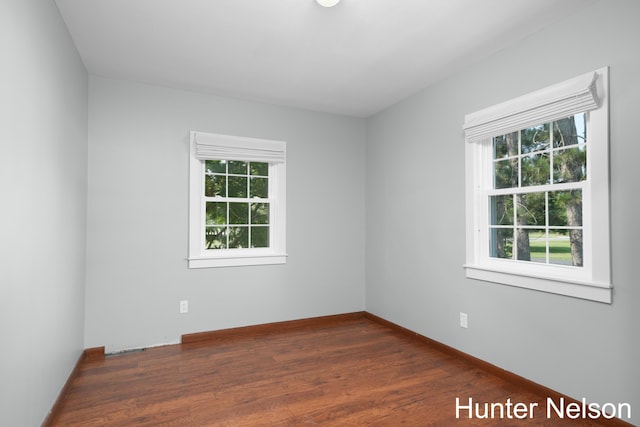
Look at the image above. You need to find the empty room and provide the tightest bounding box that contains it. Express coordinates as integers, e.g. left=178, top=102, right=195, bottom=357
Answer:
left=2, top=0, right=638, bottom=425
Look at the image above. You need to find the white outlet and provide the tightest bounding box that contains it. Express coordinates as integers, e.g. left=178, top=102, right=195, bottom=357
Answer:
left=179, top=300, right=188, bottom=314
left=460, top=312, right=468, bottom=329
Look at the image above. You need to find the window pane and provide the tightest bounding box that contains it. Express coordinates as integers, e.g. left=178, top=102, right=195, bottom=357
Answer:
left=489, top=228, right=513, bottom=259
left=553, top=114, right=586, bottom=148
left=521, top=123, right=549, bottom=154
left=228, top=176, right=248, bottom=198
left=490, top=195, right=514, bottom=225
left=205, top=175, right=226, bottom=197
left=546, top=229, right=579, bottom=266
left=229, top=202, right=248, bottom=225
left=206, top=202, right=227, bottom=225
left=251, top=203, right=269, bottom=225
left=548, top=190, right=582, bottom=227
left=516, top=192, right=545, bottom=227
left=494, top=159, right=517, bottom=189
left=553, top=146, right=586, bottom=183
left=229, top=227, right=248, bottom=248
left=250, top=162, right=268, bottom=176
left=205, top=227, right=227, bottom=249
left=526, top=229, right=547, bottom=264
left=250, top=177, right=268, bottom=198
left=228, top=161, right=247, bottom=175
left=521, top=152, right=550, bottom=186
left=205, top=160, right=226, bottom=174
left=251, top=226, right=269, bottom=248
left=493, top=133, right=515, bottom=159
left=568, top=229, right=583, bottom=267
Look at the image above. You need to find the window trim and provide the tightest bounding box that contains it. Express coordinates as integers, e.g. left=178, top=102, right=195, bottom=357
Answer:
left=463, top=68, right=612, bottom=303
left=188, top=131, right=287, bottom=269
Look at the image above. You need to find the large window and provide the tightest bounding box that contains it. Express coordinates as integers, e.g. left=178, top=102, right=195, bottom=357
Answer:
left=464, top=68, right=611, bottom=303
left=188, top=131, right=286, bottom=268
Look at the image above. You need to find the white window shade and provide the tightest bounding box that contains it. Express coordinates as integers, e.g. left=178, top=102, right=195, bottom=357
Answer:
left=463, top=69, right=603, bottom=142
left=194, top=131, right=286, bottom=163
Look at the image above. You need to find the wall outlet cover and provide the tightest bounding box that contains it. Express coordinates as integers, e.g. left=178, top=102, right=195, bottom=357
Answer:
left=460, top=312, right=468, bottom=328
left=180, top=300, right=189, bottom=314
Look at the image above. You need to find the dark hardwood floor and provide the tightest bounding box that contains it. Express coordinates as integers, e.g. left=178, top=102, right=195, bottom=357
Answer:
left=48, top=315, right=616, bottom=426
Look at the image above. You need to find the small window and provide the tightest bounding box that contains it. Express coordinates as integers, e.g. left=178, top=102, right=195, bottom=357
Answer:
left=188, top=131, right=286, bottom=268
left=464, top=68, right=611, bottom=303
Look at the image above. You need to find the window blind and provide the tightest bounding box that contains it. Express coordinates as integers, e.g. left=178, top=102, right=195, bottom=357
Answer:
left=193, top=131, right=286, bottom=163
left=463, top=70, right=603, bottom=143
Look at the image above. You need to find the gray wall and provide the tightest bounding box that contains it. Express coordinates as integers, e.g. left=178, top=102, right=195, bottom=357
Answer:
left=84, top=77, right=366, bottom=352
left=366, top=0, right=639, bottom=424
left=0, top=1, right=88, bottom=426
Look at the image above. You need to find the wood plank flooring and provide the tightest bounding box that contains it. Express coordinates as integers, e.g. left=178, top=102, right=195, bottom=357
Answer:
left=48, top=316, right=614, bottom=426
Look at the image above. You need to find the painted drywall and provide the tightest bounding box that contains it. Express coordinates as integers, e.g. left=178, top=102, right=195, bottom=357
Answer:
left=366, top=0, right=639, bottom=424
left=0, top=1, right=88, bottom=426
left=84, top=77, right=366, bottom=352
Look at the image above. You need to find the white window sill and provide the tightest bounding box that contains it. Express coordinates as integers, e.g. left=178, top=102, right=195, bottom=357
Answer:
left=464, top=265, right=612, bottom=304
left=188, top=252, right=287, bottom=268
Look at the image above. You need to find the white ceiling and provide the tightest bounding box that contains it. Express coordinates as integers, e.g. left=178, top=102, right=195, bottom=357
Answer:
left=55, top=0, right=594, bottom=117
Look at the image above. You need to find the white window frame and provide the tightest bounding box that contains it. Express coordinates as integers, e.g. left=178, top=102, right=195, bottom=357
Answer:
left=463, top=68, right=612, bottom=303
left=188, top=131, right=287, bottom=268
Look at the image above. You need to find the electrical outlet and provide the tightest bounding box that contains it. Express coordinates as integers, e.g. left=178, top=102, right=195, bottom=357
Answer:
left=179, top=300, right=188, bottom=314
left=460, top=312, right=468, bottom=329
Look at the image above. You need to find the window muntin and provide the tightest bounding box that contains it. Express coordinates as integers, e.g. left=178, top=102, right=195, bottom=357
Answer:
left=488, top=114, right=586, bottom=267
